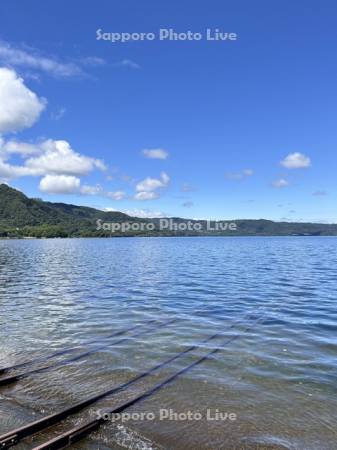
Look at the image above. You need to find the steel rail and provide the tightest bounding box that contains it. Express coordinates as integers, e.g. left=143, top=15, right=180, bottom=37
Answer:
left=0, top=330, right=220, bottom=449
left=0, top=313, right=256, bottom=449
left=0, top=320, right=160, bottom=377
left=32, top=315, right=265, bottom=450
left=0, top=319, right=176, bottom=388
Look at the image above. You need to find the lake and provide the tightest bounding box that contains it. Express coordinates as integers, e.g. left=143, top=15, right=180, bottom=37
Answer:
left=0, top=237, right=336, bottom=449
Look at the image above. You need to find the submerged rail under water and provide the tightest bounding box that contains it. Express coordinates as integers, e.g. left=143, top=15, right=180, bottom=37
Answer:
left=33, top=314, right=265, bottom=450
left=0, top=318, right=177, bottom=387
left=0, top=313, right=265, bottom=450
left=0, top=319, right=160, bottom=377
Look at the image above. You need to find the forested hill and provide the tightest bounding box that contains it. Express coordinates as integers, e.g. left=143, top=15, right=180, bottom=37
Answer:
left=0, top=184, right=131, bottom=237
left=1, top=184, right=337, bottom=238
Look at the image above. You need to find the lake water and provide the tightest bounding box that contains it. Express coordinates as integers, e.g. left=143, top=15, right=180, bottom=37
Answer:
left=0, top=237, right=336, bottom=449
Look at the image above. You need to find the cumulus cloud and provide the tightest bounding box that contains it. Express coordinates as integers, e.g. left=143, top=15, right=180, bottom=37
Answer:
left=272, top=178, right=289, bottom=188
left=0, top=71, right=106, bottom=182
left=79, top=184, right=103, bottom=195
left=0, top=158, right=26, bottom=179
left=135, top=172, right=170, bottom=200
left=136, top=172, right=170, bottom=192
left=38, top=176, right=126, bottom=200
left=225, top=168, right=254, bottom=180
left=106, top=190, right=126, bottom=200
left=80, top=184, right=126, bottom=200
left=0, top=67, right=113, bottom=199
left=24, top=139, right=106, bottom=176
left=39, top=174, right=81, bottom=194
left=0, top=138, right=106, bottom=181
left=0, top=139, right=40, bottom=156
left=142, top=148, right=168, bottom=160
left=0, top=67, right=46, bottom=134
left=281, top=152, right=311, bottom=169
left=0, top=137, right=121, bottom=202
left=134, top=191, right=160, bottom=200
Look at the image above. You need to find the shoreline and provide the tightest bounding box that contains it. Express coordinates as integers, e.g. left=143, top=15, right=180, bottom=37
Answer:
left=1, top=234, right=337, bottom=240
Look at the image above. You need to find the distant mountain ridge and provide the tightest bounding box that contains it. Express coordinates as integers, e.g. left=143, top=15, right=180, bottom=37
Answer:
left=1, top=184, right=337, bottom=238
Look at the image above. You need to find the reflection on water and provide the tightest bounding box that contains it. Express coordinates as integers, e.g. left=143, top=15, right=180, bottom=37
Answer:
left=0, top=237, right=337, bottom=449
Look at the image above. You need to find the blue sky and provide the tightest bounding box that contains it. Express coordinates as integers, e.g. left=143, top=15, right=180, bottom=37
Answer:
left=0, top=0, right=336, bottom=221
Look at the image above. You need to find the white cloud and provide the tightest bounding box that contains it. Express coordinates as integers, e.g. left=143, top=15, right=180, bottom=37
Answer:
left=38, top=177, right=126, bottom=201
left=0, top=158, right=25, bottom=178
left=123, top=209, right=166, bottom=218
left=106, top=190, right=126, bottom=200
left=0, top=67, right=110, bottom=198
left=0, top=41, right=106, bottom=79
left=24, top=139, right=106, bottom=176
left=142, top=148, right=169, bottom=160
left=0, top=67, right=46, bottom=134
left=0, top=138, right=124, bottom=201
left=225, top=168, right=254, bottom=180
left=80, top=184, right=103, bottom=195
left=134, top=191, right=160, bottom=200
left=135, top=172, right=170, bottom=200
left=102, top=207, right=117, bottom=212
left=79, top=185, right=125, bottom=200
left=80, top=56, right=106, bottom=67
left=102, top=208, right=166, bottom=218
left=280, top=152, right=311, bottom=169
left=272, top=178, right=289, bottom=188
left=0, top=138, right=106, bottom=180
left=115, top=59, right=140, bottom=69
left=136, top=172, right=170, bottom=192
left=0, top=41, right=84, bottom=78
left=39, top=174, right=81, bottom=194
left=0, top=140, right=40, bottom=156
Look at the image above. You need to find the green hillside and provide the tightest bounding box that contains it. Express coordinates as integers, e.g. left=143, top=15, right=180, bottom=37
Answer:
left=1, top=184, right=337, bottom=238
left=0, top=184, right=131, bottom=237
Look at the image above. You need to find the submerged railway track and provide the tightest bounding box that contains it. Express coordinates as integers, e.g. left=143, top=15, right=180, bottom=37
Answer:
left=0, top=313, right=265, bottom=450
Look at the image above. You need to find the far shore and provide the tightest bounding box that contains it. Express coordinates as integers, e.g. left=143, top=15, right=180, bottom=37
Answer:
left=1, top=234, right=337, bottom=240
